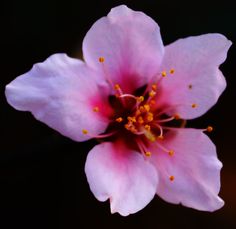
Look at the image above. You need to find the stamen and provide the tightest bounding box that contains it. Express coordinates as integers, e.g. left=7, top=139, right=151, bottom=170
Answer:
left=114, top=84, right=120, bottom=90
left=116, top=117, right=123, bottom=123
left=169, top=175, right=175, bottom=181
left=127, top=116, right=136, bottom=122
left=170, top=69, right=175, bottom=74
left=168, top=150, right=175, bottom=156
left=93, top=106, right=99, bottom=112
left=144, top=104, right=150, bottom=112
left=82, top=129, right=88, bottom=135
left=191, top=103, right=197, bottom=108
left=151, top=123, right=163, bottom=138
left=145, top=151, right=152, bottom=157
left=98, top=57, right=105, bottom=63
left=151, top=84, right=157, bottom=91
left=161, top=71, right=167, bottom=77
left=137, top=96, right=144, bottom=102
left=205, top=126, right=213, bottom=132
left=146, top=112, right=154, bottom=122
left=157, top=116, right=175, bottom=123
left=137, top=116, right=144, bottom=124
left=144, top=125, right=151, bottom=131
left=150, top=100, right=156, bottom=106
left=149, top=90, right=156, bottom=97
left=136, top=139, right=152, bottom=158
left=188, top=84, right=193, bottom=89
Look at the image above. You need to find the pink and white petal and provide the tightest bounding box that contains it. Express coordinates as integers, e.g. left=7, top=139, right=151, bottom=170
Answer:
left=83, top=5, right=164, bottom=94
left=85, top=141, right=158, bottom=216
left=158, top=34, right=232, bottom=119
left=149, top=128, right=224, bottom=211
left=5, top=54, right=112, bottom=142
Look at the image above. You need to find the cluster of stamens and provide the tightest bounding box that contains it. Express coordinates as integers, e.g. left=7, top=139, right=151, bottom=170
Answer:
left=82, top=57, right=214, bottom=182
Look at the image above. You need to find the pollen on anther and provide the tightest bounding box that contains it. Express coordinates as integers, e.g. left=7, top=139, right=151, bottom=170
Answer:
left=168, top=150, right=174, bottom=156
left=114, top=84, right=120, bottom=90
left=82, top=129, right=88, bottom=134
left=161, top=71, right=167, bottom=77
left=144, top=104, right=150, bottom=112
left=116, top=117, right=123, bottom=123
left=149, top=90, right=156, bottom=97
left=138, top=116, right=144, bottom=124
left=191, top=103, right=197, bottom=108
left=137, top=96, right=144, bottom=102
left=169, top=175, right=175, bottom=181
left=174, top=114, right=181, bottom=120
left=152, top=84, right=157, bottom=91
left=98, top=57, right=105, bottom=63
left=145, top=151, right=152, bottom=157
left=170, top=68, right=175, bottom=74
left=206, top=126, right=213, bottom=132
left=93, top=106, right=99, bottom=112
left=188, top=84, right=193, bottom=89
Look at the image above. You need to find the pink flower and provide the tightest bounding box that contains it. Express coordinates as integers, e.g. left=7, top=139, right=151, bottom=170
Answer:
left=5, top=5, right=231, bottom=216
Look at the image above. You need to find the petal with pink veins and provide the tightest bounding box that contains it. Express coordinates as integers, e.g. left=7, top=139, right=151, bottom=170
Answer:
left=83, top=5, right=164, bottom=94
left=5, top=54, right=112, bottom=142
left=85, top=141, right=158, bottom=216
left=158, top=34, right=232, bottom=119
left=149, top=128, right=224, bottom=211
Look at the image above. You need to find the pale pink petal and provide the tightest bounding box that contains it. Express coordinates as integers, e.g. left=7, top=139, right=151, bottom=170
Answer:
left=83, top=5, right=164, bottom=93
left=5, top=54, right=112, bottom=142
left=149, top=128, right=224, bottom=211
left=158, top=34, right=232, bottom=119
left=85, top=141, right=158, bottom=216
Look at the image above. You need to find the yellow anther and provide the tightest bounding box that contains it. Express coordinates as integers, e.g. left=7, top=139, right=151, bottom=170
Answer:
left=144, top=104, right=150, bottom=112
left=116, top=117, right=123, bottom=123
left=138, top=116, right=144, bottom=124
left=145, top=151, right=152, bottom=157
left=191, top=103, right=197, bottom=108
left=169, top=175, right=175, bottom=181
left=114, top=84, right=120, bottom=90
left=98, top=57, right=105, bottom=63
left=137, top=96, right=144, bottom=102
left=174, top=114, right=181, bottom=120
left=130, top=127, right=138, bottom=133
left=206, top=126, right=213, bottom=132
left=149, top=90, right=156, bottom=97
left=157, top=135, right=164, bottom=140
left=150, top=100, right=156, bottom=106
left=82, top=129, right=88, bottom=135
left=139, top=106, right=145, bottom=112
left=168, top=150, right=174, bottom=156
left=144, top=125, right=151, bottom=131
left=152, top=84, right=157, bottom=91
left=93, top=106, right=99, bottom=112
left=188, top=84, right=193, bottom=89
left=147, top=112, right=154, bottom=122
left=127, top=116, right=136, bottom=123
left=161, top=71, right=167, bottom=77
left=170, top=68, right=175, bottom=74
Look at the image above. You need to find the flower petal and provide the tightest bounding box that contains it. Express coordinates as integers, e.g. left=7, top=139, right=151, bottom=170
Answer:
left=158, top=34, right=232, bottom=119
left=83, top=5, right=164, bottom=93
left=5, top=54, right=112, bottom=142
left=149, top=128, right=224, bottom=211
left=85, top=141, right=158, bottom=216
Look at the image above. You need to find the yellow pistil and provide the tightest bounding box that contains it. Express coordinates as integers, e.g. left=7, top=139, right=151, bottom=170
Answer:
left=93, top=106, right=99, bottom=112
left=169, top=175, right=175, bottom=181
left=137, top=96, right=144, bottom=102
left=191, top=103, right=197, bottom=108
left=170, top=68, right=175, bottom=74
left=116, top=117, right=123, bottom=123
left=145, top=151, right=152, bottom=157
left=144, top=125, right=151, bottom=131
left=114, top=84, right=120, bottom=90
left=82, top=129, right=88, bottom=134
left=206, top=126, right=213, bottom=132
left=98, top=57, right=105, bottom=63
left=161, top=71, right=167, bottom=77
left=168, top=150, right=174, bottom=156
left=144, top=130, right=156, bottom=142
left=149, top=90, right=156, bottom=97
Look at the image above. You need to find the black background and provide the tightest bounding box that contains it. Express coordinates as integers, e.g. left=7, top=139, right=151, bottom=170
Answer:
left=2, top=0, right=236, bottom=228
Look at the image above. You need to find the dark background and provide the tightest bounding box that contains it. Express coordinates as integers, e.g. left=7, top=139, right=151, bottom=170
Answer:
left=2, top=0, right=236, bottom=228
